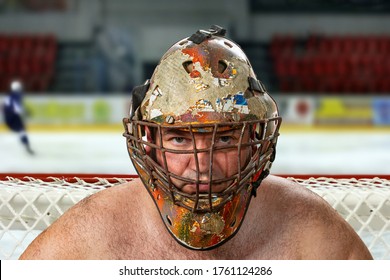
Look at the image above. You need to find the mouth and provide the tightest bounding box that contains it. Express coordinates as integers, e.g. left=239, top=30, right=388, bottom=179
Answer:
left=180, top=182, right=232, bottom=195
left=171, top=181, right=238, bottom=211
left=171, top=176, right=236, bottom=195
left=183, top=184, right=211, bottom=194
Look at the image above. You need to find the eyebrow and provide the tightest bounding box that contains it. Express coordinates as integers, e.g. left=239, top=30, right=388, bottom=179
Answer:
left=161, top=128, right=241, bottom=137
left=161, top=129, right=191, bottom=136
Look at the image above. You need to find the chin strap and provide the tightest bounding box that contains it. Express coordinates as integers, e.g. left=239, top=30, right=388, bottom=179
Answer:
left=251, top=169, right=269, bottom=197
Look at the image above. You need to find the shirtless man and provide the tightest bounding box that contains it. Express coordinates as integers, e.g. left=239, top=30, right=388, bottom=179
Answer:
left=20, top=26, right=372, bottom=260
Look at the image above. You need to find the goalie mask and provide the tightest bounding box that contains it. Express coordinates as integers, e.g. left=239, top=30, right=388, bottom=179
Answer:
left=123, top=25, right=281, bottom=250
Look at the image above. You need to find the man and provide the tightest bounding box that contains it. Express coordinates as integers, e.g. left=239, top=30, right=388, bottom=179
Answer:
left=20, top=26, right=372, bottom=259
left=2, top=80, right=34, bottom=155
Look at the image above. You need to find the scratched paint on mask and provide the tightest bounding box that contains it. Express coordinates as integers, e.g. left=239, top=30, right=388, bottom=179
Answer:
left=215, top=78, right=231, bottom=87
left=187, top=62, right=210, bottom=93
left=146, top=87, right=163, bottom=120
left=188, top=99, right=214, bottom=113
left=216, top=93, right=249, bottom=114
left=233, top=93, right=248, bottom=105
left=150, top=109, right=163, bottom=119
left=182, top=47, right=209, bottom=71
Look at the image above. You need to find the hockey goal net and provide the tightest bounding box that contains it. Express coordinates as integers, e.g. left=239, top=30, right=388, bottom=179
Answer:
left=0, top=173, right=389, bottom=260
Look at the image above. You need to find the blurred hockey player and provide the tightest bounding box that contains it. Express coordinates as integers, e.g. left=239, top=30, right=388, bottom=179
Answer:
left=2, top=80, right=34, bottom=155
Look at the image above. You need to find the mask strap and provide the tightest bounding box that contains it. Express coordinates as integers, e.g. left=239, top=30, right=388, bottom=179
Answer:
left=250, top=142, right=277, bottom=197
left=129, top=80, right=150, bottom=119
left=248, top=77, right=267, bottom=93
left=188, top=25, right=226, bottom=44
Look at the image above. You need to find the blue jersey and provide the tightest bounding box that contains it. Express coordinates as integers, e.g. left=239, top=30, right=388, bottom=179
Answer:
left=2, top=91, right=25, bottom=132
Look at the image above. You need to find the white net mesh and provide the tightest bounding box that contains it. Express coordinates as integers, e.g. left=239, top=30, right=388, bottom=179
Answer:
left=0, top=175, right=128, bottom=259
left=1, top=175, right=389, bottom=259
left=288, top=177, right=390, bottom=260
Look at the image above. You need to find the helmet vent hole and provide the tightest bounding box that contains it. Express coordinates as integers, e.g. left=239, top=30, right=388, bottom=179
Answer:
left=218, top=60, right=228, bottom=73
left=166, top=215, right=173, bottom=226
left=183, top=61, right=194, bottom=74
left=224, top=41, right=233, bottom=48
left=178, top=39, right=188, bottom=46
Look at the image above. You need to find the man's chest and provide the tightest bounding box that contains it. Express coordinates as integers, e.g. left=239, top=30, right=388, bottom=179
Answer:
left=106, top=228, right=301, bottom=260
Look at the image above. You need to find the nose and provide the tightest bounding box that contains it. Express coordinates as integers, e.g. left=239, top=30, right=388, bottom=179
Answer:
left=191, top=137, right=212, bottom=174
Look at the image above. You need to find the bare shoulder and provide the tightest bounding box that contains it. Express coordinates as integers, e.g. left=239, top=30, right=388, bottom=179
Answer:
left=19, top=178, right=146, bottom=259
left=255, top=175, right=328, bottom=216
left=253, top=175, right=372, bottom=259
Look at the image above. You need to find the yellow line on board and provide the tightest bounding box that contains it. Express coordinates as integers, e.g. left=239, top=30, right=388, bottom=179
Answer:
left=280, top=124, right=390, bottom=133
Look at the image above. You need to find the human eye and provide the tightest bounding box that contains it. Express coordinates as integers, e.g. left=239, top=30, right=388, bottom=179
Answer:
left=172, top=137, right=186, bottom=144
left=163, top=133, right=192, bottom=149
left=218, top=135, right=233, bottom=143
left=215, top=135, right=237, bottom=147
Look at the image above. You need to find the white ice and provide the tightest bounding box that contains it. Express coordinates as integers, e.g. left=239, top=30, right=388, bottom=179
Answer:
left=0, top=129, right=389, bottom=175
left=1, top=129, right=390, bottom=259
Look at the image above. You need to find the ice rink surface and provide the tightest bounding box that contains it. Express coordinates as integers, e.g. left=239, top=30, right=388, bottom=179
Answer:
left=0, top=127, right=389, bottom=175
left=1, top=127, right=389, bottom=259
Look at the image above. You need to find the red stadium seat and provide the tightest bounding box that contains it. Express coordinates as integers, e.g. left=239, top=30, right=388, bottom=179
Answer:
left=0, top=33, right=57, bottom=91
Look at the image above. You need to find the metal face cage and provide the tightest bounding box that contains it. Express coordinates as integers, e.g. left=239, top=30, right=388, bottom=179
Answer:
left=123, top=117, right=281, bottom=213
left=121, top=25, right=282, bottom=250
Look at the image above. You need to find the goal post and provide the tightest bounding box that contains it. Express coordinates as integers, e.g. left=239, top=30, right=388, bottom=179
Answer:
left=0, top=173, right=389, bottom=260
